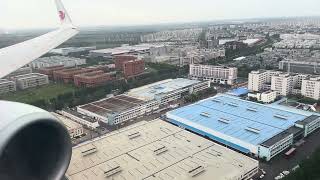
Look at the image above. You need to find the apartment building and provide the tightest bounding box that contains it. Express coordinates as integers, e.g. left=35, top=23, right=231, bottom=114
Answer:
left=301, top=76, right=320, bottom=100
left=248, top=70, right=281, bottom=92
left=73, top=71, right=115, bottom=87
left=5, top=67, right=32, bottom=79
left=14, top=73, right=49, bottom=90
left=0, top=79, right=16, bottom=94
left=189, top=64, right=237, bottom=85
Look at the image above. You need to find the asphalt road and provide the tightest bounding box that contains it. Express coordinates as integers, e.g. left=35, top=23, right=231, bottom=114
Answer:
left=258, top=129, right=320, bottom=180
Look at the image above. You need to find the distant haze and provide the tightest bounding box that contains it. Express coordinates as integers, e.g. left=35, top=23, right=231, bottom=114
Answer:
left=1, top=0, right=320, bottom=30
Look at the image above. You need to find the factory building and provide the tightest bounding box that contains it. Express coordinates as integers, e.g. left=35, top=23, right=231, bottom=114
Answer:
left=123, top=59, right=145, bottom=78
left=52, top=112, right=84, bottom=139
left=38, top=65, right=65, bottom=79
left=50, top=46, right=96, bottom=56
left=66, top=119, right=259, bottom=180
left=189, top=64, right=238, bottom=85
left=74, top=71, right=115, bottom=88
left=5, top=67, right=32, bottom=79
left=14, top=73, right=49, bottom=90
left=77, top=95, right=159, bottom=125
left=127, top=78, right=210, bottom=105
left=58, top=109, right=100, bottom=129
left=30, top=56, right=86, bottom=69
left=0, top=79, right=16, bottom=94
left=167, top=94, right=320, bottom=161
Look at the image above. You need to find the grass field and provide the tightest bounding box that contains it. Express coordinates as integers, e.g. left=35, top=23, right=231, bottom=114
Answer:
left=0, top=83, right=77, bottom=104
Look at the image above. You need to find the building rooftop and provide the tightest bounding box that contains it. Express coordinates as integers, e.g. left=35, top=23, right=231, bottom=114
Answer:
left=127, top=78, right=201, bottom=101
left=296, top=115, right=320, bottom=126
left=66, top=119, right=258, bottom=180
left=14, top=73, right=47, bottom=80
left=61, top=109, right=98, bottom=123
left=167, top=95, right=308, bottom=147
left=78, top=95, right=146, bottom=116
left=51, top=112, right=82, bottom=130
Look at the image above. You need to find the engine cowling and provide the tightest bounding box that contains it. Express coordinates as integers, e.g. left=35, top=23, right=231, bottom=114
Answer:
left=0, top=101, right=72, bottom=180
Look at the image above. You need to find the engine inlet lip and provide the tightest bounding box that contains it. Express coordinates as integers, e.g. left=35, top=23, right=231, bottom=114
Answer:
left=0, top=111, right=72, bottom=180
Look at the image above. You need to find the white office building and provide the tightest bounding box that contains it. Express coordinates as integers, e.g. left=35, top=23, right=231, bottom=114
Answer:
left=14, top=73, right=49, bottom=90
left=0, top=79, right=16, bottom=94
left=189, top=64, right=237, bottom=85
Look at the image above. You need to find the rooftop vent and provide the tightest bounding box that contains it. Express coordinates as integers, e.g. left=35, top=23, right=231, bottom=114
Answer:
left=81, top=146, right=97, bottom=156
left=128, top=132, right=141, bottom=139
left=218, top=118, right=230, bottom=124
left=247, top=107, right=258, bottom=112
left=188, top=165, right=205, bottom=177
left=245, top=127, right=260, bottom=134
left=153, top=145, right=168, bottom=155
left=274, top=114, right=288, bottom=120
left=227, top=103, right=238, bottom=107
left=104, top=166, right=122, bottom=177
left=200, top=112, right=210, bottom=118
left=212, top=99, right=221, bottom=103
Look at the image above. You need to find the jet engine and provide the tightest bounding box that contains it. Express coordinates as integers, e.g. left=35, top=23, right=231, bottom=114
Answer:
left=0, top=101, right=71, bottom=180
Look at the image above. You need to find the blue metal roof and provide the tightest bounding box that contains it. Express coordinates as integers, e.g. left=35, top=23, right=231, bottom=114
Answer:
left=227, top=87, right=249, bottom=96
left=167, top=95, right=307, bottom=147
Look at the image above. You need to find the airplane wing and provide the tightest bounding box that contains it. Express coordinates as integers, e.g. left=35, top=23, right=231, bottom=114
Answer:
left=0, top=0, right=79, bottom=79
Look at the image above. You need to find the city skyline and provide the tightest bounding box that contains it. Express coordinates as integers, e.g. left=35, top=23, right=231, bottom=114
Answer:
left=1, top=0, right=320, bottom=30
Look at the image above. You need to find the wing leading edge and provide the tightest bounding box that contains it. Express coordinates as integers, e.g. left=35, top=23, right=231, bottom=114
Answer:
left=0, top=0, right=79, bottom=78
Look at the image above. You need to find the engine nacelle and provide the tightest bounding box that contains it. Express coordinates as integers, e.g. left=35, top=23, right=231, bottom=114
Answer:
left=0, top=101, right=72, bottom=180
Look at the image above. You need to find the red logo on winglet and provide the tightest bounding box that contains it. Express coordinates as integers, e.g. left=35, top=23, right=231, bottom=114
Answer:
left=59, top=11, right=65, bottom=21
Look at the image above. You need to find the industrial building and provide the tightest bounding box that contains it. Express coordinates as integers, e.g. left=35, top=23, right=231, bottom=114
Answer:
left=0, top=79, right=16, bottom=94
left=74, top=71, right=115, bottom=88
left=58, top=109, right=100, bottom=129
left=66, top=119, right=259, bottom=180
left=127, top=78, right=210, bottom=105
left=77, top=95, right=159, bottom=125
left=50, top=46, right=96, bottom=56
left=5, top=67, right=32, bottom=78
left=52, top=112, right=84, bottom=139
left=14, top=73, right=49, bottom=90
left=167, top=94, right=320, bottom=161
left=189, top=64, right=238, bottom=85
left=30, top=56, right=86, bottom=69
left=279, top=60, right=320, bottom=74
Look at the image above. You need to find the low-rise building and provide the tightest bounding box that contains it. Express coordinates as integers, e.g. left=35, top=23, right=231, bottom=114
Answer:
left=53, top=66, right=108, bottom=83
left=66, top=119, right=259, bottom=180
left=0, top=79, right=16, bottom=94
left=114, top=55, right=137, bottom=70
left=52, top=112, right=84, bottom=139
left=38, top=65, right=65, bottom=79
left=58, top=109, right=100, bottom=129
left=127, top=78, right=210, bottom=105
left=5, top=67, right=32, bottom=78
left=189, top=64, right=238, bottom=85
left=74, top=71, right=115, bottom=87
left=77, top=95, right=159, bottom=125
left=248, top=91, right=278, bottom=103
left=14, top=73, right=49, bottom=90
left=30, top=56, right=86, bottom=69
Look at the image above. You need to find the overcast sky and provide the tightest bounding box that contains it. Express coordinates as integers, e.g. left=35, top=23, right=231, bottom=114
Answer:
left=1, top=0, right=320, bottom=30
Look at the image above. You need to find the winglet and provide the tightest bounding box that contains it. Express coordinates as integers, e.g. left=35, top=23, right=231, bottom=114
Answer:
left=55, top=0, right=73, bottom=25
